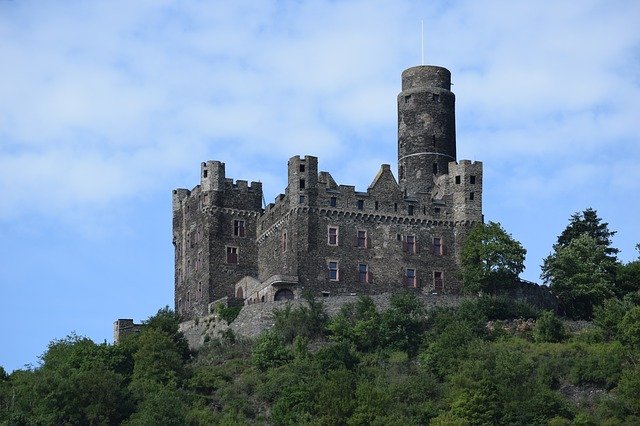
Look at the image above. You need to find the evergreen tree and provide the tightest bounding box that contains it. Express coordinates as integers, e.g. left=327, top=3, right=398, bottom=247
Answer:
left=542, top=234, right=616, bottom=319
left=556, top=208, right=618, bottom=258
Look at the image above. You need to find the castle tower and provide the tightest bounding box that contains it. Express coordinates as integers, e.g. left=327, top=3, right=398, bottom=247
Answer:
left=398, top=65, right=456, bottom=196
left=287, top=155, right=318, bottom=207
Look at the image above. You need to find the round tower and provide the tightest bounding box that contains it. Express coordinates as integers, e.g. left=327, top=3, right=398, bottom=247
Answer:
left=398, top=65, right=456, bottom=196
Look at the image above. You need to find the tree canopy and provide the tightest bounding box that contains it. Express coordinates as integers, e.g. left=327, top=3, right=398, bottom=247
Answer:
left=556, top=207, right=618, bottom=258
left=460, top=221, right=527, bottom=294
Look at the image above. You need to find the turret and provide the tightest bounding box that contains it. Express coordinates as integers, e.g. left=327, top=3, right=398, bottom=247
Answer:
left=398, top=65, right=456, bottom=196
left=200, top=161, right=225, bottom=192
left=287, top=155, right=318, bottom=207
left=449, top=160, right=483, bottom=223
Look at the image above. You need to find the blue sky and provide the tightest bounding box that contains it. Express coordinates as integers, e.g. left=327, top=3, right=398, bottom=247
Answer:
left=1, top=0, right=639, bottom=372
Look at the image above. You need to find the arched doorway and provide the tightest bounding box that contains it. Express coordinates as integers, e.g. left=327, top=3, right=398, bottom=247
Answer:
left=274, top=288, right=294, bottom=301
left=236, top=287, right=244, bottom=298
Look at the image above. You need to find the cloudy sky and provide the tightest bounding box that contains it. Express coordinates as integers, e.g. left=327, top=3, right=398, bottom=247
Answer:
left=1, top=0, right=639, bottom=372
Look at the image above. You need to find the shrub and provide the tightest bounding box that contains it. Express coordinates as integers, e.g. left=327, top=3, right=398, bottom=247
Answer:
left=533, top=311, right=567, bottom=343
left=618, top=306, right=640, bottom=346
left=216, top=304, right=242, bottom=325
left=251, top=331, right=292, bottom=371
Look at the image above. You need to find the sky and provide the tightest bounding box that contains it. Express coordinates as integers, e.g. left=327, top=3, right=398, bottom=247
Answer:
left=1, top=0, right=639, bottom=372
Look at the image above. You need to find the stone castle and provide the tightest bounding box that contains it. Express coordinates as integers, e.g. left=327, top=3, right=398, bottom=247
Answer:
left=172, top=65, right=483, bottom=321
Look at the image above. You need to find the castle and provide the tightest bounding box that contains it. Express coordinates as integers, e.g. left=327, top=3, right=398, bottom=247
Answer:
left=172, top=65, right=483, bottom=321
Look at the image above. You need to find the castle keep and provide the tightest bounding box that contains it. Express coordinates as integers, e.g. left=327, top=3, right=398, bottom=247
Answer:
left=172, top=65, right=483, bottom=320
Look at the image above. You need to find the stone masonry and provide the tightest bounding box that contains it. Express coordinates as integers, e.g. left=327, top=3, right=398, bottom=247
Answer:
left=172, top=65, right=484, bottom=321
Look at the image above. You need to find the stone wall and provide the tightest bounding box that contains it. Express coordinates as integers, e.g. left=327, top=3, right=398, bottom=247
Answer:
left=178, top=281, right=559, bottom=351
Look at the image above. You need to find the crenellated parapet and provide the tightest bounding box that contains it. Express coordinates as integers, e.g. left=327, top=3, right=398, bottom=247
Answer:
left=170, top=63, right=486, bottom=320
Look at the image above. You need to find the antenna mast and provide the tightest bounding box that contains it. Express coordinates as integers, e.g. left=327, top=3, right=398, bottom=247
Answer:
left=421, top=20, right=424, bottom=65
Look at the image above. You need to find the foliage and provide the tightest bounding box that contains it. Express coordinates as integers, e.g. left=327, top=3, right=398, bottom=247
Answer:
left=556, top=208, right=619, bottom=258
left=542, top=234, right=616, bottom=319
left=4, top=293, right=640, bottom=425
left=615, top=259, right=640, bottom=297
left=618, top=306, right=640, bottom=346
left=216, top=303, right=242, bottom=325
left=251, top=331, right=292, bottom=371
left=533, top=311, right=567, bottom=343
left=272, top=292, right=328, bottom=343
left=593, top=297, right=634, bottom=340
left=460, top=222, right=527, bottom=294
left=379, top=292, right=428, bottom=356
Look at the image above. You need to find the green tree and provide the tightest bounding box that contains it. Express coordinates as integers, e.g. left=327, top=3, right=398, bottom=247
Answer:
left=129, top=328, right=186, bottom=397
left=616, top=256, right=640, bottom=297
left=380, top=292, right=427, bottom=356
left=460, top=222, right=527, bottom=294
left=542, top=234, right=616, bottom=319
left=556, top=208, right=619, bottom=258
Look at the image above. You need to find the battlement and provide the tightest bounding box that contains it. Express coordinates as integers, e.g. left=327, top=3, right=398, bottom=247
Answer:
left=169, top=64, right=484, bottom=322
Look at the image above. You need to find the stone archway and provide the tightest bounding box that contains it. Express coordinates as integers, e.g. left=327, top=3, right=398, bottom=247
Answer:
left=274, top=288, right=294, bottom=301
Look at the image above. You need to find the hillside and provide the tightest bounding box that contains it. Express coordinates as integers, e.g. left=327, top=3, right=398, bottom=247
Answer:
left=2, top=293, right=640, bottom=425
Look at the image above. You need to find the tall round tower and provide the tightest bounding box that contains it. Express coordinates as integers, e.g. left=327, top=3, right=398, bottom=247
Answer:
left=397, top=65, right=456, bottom=196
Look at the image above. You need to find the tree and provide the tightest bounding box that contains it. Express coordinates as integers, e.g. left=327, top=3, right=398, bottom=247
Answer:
left=556, top=208, right=618, bottom=258
left=542, top=234, right=616, bottom=319
left=615, top=247, right=640, bottom=297
left=460, top=222, right=527, bottom=294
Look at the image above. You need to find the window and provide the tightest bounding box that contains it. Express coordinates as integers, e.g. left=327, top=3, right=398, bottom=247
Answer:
left=375, top=201, right=379, bottom=210
left=434, top=271, right=444, bottom=292
left=469, top=192, right=475, bottom=201
left=408, top=205, right=414, bottom=216
left=455, top=175, right=461, bottom=184
left=330, top=197, right=337, bottom=207
left=404, top=235, right=416, bottom=254
left=432, top=93, right=440, bottom=102
left=299, top=179, right=305, bottom=189
left=299, top=195, right=306, bottom=204
left=433, top=163, right=438, bottom=175
left=405, top=268, right=417, bottom=287
left=282, top=231, right=287, bottom=252
left=399, top=165, right=404, bottom=180
left=328, top=261, right=339, bottom=281
left=358, top=264, right=369, bottom=283
left=394, top=203, right=398, bottom=212
left=299, top=164, right=305, bottom=172
left=433, top=237, right=443, bottom=256
left=234, top=220, right=245, bottom=237
left=226, top=246, right=238, bottom=264
left=357, top=200, right=364, bottom=210
left=203, top=169, right=208, bottom=178
left=357, top=230, right=367, bottom=248
left=470, top=175, right=476, bottom=184
left=404, top=94, right=412, bottom=103
left=396, top=233, right=402, bottom=241
left=434, top=207, right=441, bottom=216
left=328, top=227, right=339, bottom=245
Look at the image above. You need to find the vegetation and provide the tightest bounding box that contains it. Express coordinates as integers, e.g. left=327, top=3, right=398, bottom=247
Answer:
left=542, top=208, right=637, bottom=319
left=1, top=208, right=639, bottom=424
left=460, top=221, right=527, bottom=294
left=2, top=289, right=640, bottom=425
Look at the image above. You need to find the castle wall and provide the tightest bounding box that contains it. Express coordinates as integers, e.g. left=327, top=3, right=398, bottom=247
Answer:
left=173, top=162, right=263, bottom=320
left=171, top=64, right=485, bottom=316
